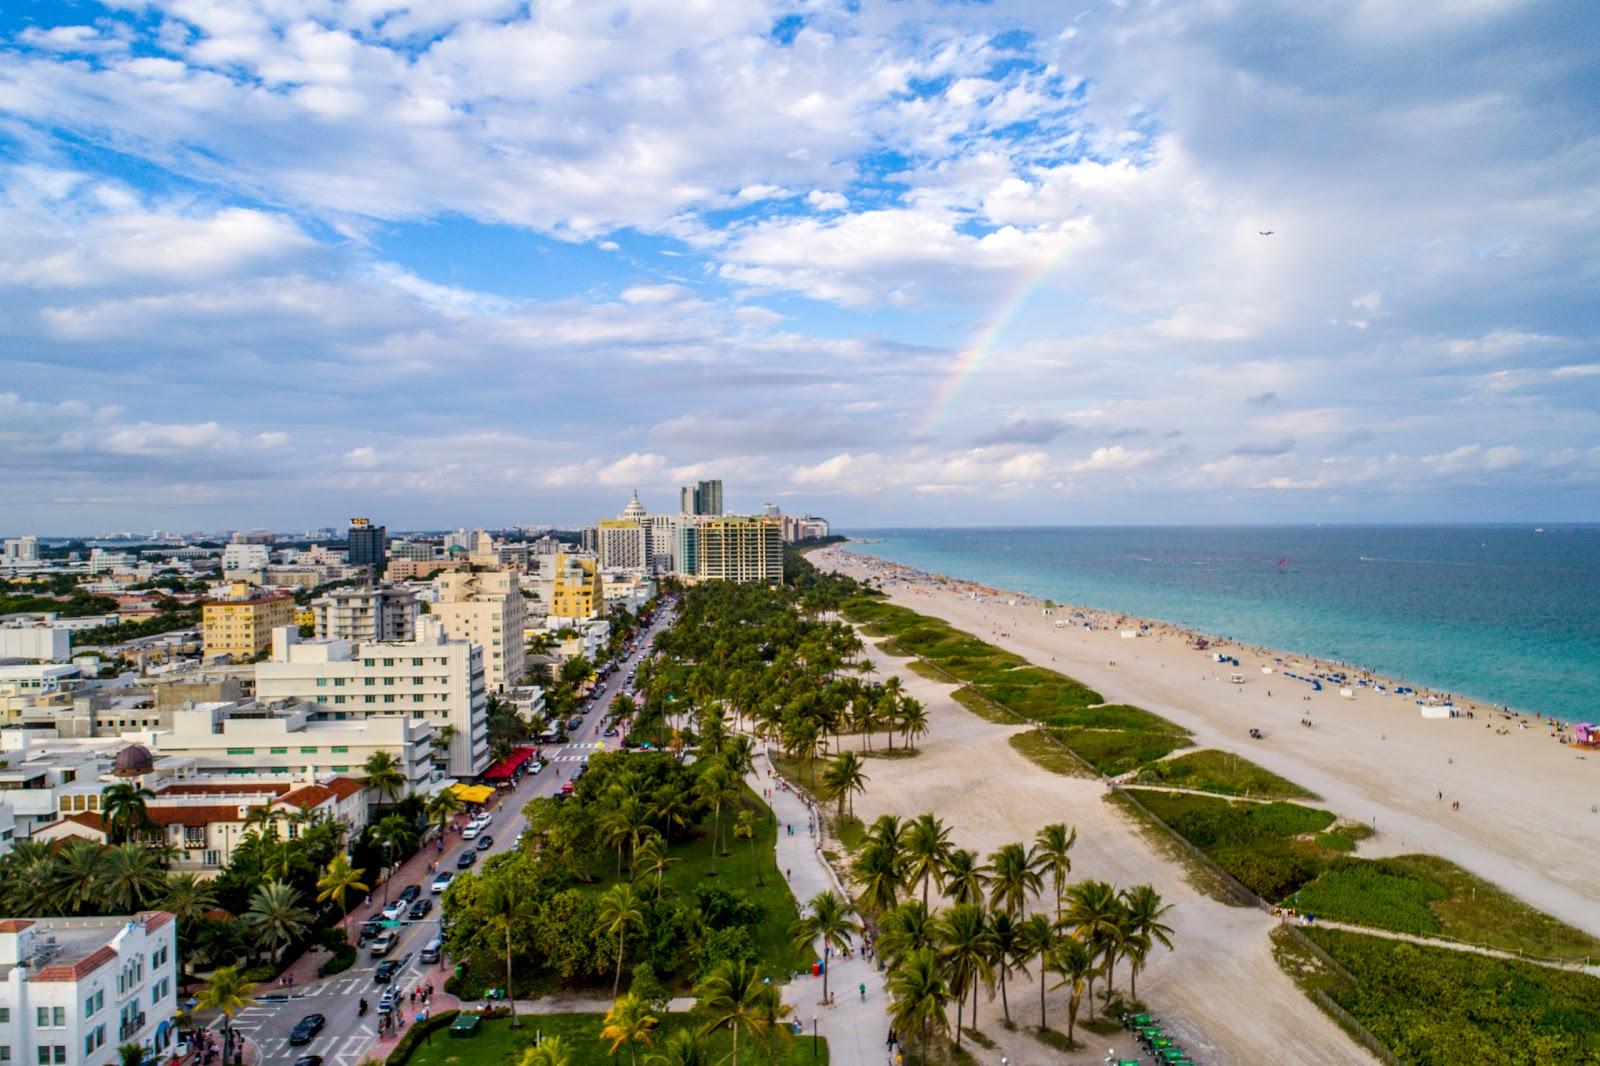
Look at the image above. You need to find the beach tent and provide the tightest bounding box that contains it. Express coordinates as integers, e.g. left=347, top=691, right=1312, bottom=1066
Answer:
left=1340, top=688, right=1355, bottom=700
left=1419, top=705, right=1454, bottom=720
left=1120, top=629, right=1138, bottom=639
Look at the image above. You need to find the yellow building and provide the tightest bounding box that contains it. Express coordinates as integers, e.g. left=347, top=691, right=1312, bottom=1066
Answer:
left=551, top=553, right=603, bottom=619
left=202, top=582, right=295, bottom=660
left=294, top=606, right=315, bottom=629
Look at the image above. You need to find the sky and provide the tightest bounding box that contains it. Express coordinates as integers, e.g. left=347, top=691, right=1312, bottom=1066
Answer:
left=1, top=0, right=1597, bottom=533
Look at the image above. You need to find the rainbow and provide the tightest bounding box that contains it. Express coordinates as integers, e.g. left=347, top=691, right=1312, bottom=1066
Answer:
left=918, top=241, right=1077, bottom=434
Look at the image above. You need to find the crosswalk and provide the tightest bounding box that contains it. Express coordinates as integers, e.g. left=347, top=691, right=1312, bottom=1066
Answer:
left=549, top=741, right=607, bottom=762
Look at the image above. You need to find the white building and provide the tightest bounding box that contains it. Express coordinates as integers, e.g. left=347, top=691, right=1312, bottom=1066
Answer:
left=431, top=570, right=525, bottom=692
left=1, top=536, right=39, bottom=563
left=220, top=543, right=270, bottom=573
left=0, top=913, right=179, bottom=1066
left=313, top=585, right=419, bottom=644
left=255, top=619, right=489, bottom=778
left=0, top=626, right=71, bottom=663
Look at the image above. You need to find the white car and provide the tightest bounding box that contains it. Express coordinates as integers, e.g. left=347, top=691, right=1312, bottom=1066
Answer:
left=462, top=825, right=481, bottom=840
left=431, top=871, right=454, bottom=893
left=381, top=900, right=406, bottom=921
left=529, top=761, right=543, bottom=775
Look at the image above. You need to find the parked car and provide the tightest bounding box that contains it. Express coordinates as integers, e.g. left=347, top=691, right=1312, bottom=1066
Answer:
left=409, top=897, right=433, bottom=920
left=455, top=850, right=477, bottom=869
left=604, top=727, right=619, bottom=737
left=288, top=1014, right=325, bottom=1046
left=431, top=871, right=454, bottom=893
left=368, top=932, right=397, bottom=957
left=476, top=834, right=494, bottom=851
left=529, top=761, right=543, bottom=775
left=373, top=960, right=401, bottom=984
left=567, top=716, right=582, bottom=730
left=561, top=780, right=574, bottom=794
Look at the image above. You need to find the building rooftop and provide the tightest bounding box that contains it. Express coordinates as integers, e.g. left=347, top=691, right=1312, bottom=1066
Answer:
left=0, top=912, right=173, bottom=981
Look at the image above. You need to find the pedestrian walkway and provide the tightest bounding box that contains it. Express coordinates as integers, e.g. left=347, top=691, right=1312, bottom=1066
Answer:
left=753, top=749, right=890, bottom=1066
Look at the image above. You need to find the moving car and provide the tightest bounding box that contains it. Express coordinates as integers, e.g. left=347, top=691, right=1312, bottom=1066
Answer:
left=292, top=1056, right=324, bottom=1066
left=379, top=987, right=401, bottom=1014
left=529, top=761, right=543, bottom=775
left=409, top=897, right=433, bottom=919
left=381, top=900, right=406, bottom=921
left=420, top=938, right=443, bottom=964
left=369, top=932, right=398, bottom=957
left=462, top=825, right=481, bottom=840
left=358, top=918, right=383, bottom=943
left=455, top=850, right=477, bottom=869
left=373, top=960, right=401, bottom=984
left=288, top=1014, right=325, bottom=1046
left=431, top=871, right=454, bottom=893
left=398, top=885, right=421, bottom=904
left=476, top=834, right=494, bottom=851
left=604, top=727, right=619, bottom=737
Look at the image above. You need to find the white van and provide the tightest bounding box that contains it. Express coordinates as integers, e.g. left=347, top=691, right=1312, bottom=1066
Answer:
left=420, top=938, right=443, bottom=964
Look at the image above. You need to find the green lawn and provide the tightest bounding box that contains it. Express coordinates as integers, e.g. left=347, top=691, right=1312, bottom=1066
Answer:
left=1298, top=927, right=1600, bottom=1064
left=1292, top=855, right=1600, bottom=961
left=1049, top=727, right=1190, bottom=775
left=1133, top=749, right=1318, bottom=799
left=1132, top=790, right=1339, bottom=900
left=1007, top=731, right=1096, bottom=777
left=405, top=1012, right=828, bottom=1066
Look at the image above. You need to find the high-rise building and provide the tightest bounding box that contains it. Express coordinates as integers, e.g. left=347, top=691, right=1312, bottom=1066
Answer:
left=642, top=513, right=681, bottom=573
left=598, top=520, right=646, bottom=570
left=550, top=553, right=604, bottom=620
left=389, top=539, right=436, bottom=562
left=313, top=584, right=420, bottom=643
left=256, top=618, right=490, bottom=778
left=347, top=517, right=387, bottom=579
left=694, top=516, right=783, bottom=585
left=220, top=542, right=270, bottom=573
left=2, top=535, right=40, bottom=563
left=201, top=582, right=296, bottom=659
left=431, top=569, right=526, bottom=691
left=679, top=479, right=724, bottom=516
left=0, top=913, right=180, bottom=1066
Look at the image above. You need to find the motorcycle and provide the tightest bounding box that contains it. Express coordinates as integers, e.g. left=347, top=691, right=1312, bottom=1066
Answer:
left=358, top=999, right=369, bottom=1017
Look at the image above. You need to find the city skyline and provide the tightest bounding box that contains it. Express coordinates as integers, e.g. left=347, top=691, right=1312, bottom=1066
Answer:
left=2, top=2, right=1597, bottom=530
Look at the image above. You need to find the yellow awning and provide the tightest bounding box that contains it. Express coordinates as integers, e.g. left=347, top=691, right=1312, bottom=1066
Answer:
left=450, top=784, right=495, bottom=804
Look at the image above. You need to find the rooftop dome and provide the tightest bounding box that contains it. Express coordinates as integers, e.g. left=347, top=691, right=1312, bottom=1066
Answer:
left=621, top=490, right=647, bottom=519
left=112, top=744, right=155, bottom=776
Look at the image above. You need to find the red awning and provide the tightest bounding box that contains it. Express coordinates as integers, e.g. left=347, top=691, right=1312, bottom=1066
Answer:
left=483, top=746, right=536, bottom=781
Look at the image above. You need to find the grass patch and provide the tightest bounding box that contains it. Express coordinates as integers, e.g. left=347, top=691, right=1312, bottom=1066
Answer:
left=832, top=813, right=867, bottom=854
left=951, top=685, right=1020, bottom=724
left=1079, top=1016, right=1123, bottom=1036
left=961, top=1028, right=995, bottom=1049
left=904, top=659, right=953, bottom=682
left=1134, top=748, right=1318, bottom=799
left=1132, top=790, right=1338, bottom=901
left=1303, top=926, right=1600, bottom=1064
left=1050, top=727, right=1190, bottom=776
left=859, top=746, right=920, bottom=760
left=1027, top=1026, right=1083, bottom=1052
left=405, top=1012, right=827, bottom=1066
left=1008, top=731, right=1096, bottom=778
left=1103, top=792, right=1253, bottom=908
left=1294, top=855, right=1600, bottom=961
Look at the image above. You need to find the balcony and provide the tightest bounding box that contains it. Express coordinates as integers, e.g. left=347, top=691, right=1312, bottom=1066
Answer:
left=120, top=1012, right=147, bottom=1040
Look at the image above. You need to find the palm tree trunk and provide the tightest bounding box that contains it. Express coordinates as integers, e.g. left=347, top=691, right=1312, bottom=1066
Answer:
left=999, top=967, right=1010, bottom=1025
left=1130, top=962, right=1139, bottom=1004
left=731, top=1019, right=739, bottom=1066
left=822, top=951, right=829, bottom=1003
left=1039, top=971, right=1046, bottom=1030
left=710, top=802, right=720, bottom=875
left=613, top=934, right=625, bottom=997
left=507, top=927, right=520, bottom=1028
left=1085, top=974, right=1096, bottom=1022
left=953, top=991, right=963, bottom=1050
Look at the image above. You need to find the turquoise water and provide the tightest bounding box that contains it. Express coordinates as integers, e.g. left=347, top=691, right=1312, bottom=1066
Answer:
left=845, top=526, right=1600, bottom=722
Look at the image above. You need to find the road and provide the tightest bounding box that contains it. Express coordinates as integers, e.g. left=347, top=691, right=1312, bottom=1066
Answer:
left=232, top=605, right=675, bottom=1066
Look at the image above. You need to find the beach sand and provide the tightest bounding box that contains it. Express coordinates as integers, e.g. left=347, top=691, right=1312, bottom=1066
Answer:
left=831, top=606, right=1374, bottom=1063
left=815, top=545, right=1600, bottom=943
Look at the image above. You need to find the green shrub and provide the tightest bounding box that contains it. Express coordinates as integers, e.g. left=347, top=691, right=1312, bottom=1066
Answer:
left=1292, top=860, right=1447, bottom=935
left=385, top=1010, right=459, bottom=1065
left=1049, top=728, right=1190, bottom=776
left=1134, top=749, right=1316, bottom=799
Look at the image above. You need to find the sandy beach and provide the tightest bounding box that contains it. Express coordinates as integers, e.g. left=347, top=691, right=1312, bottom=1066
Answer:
left=814, top=544, right=1600, bottom=945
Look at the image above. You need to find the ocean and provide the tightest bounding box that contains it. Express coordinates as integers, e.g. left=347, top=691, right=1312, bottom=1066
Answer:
left=843, top=525, right=1600, bottom=722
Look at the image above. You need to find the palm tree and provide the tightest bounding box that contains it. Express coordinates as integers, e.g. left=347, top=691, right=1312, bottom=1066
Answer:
left=101, top=844, right=166, bottom=912
left=50, top=838, right=106, bottom=914
left=316, top=854, right=370, bottom=932
left=694, top=959, right=771, bottom=1066
left=1015, top=914, right=1054, bottom=1030
left=1063, top=880, right=1123, bottom=1021
left=242, top=880, right=313, bottom=964
left=852, top=842, right=902, bottom=917
left=985, top=842, right=1043, bottom=918
left=372, top=813, right=414, bottom=903
left=1032, top=823, right=1077, bottom=921
left=866, top=814, right=907, bottom=865
left=646, top=1028, right=709, bottom=1066
left=989, top=911, right=1028, bottom=1028
left=904, top=813, right=952, bottom=909
left=634, top=835, right=680, bottom=898
left=195, top=964, right=255, bottom=1054
left=1120, top=884, right=1175, bottom=1003
left=695, top=764, right=734, bottom=874
left=598, top=882, right=647, bottom=997
left=886, top=948, right=950, bottom=1066
left=117, top=1043, right=143, bottom=1066
left=878, top=900, right=936, bottom=968
left=1045, top=935, right=1096, bottom=1044
left=899, top=697, right=930, bottom=751
left=820, top=751, right=869, bottom=821
left=600, top=991, right=658, bottom=1066
left=100, top=782, right=155, bottom=844
left=941, top=848, right=987, bottom=907
left=732, top=811, right=761, bottom=886
left=428, top=788, right=463, bottom=843
left=651, top=786, right=692, bottom=845
left=361, top=750, right=407, bottom=811
left=789, top=891, right=861, bottom=1003
left=938, top=903, right=995, bottom=1047
left=482, top=876, right=536, bottom=1028
left=519, top=1035, right=573, bottom=1066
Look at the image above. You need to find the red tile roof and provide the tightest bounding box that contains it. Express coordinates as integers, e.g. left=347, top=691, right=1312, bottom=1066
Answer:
left=278, top=784, right=335, bottom=810
left=325, top=776, right=364, bottom=800
left=147, top=804, right=248, bottom=828
left=0, top=920, right=35, bottom=933
left=33, top=945, right=116, bottom=981
left=64, top=812, right=106, bottom=832
left=157, top=782, right=290, bottom=797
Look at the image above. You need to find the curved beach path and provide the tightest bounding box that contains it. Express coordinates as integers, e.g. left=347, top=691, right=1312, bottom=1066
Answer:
left=755, top=750, right=891, bottom=1066
left=821, top=635, right=1374, bottom=1065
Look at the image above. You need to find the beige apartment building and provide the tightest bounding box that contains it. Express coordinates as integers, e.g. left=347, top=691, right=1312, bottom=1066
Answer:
left=201, top=582, right=295, bottom=659
left=430, top=569, right=526, bottom=691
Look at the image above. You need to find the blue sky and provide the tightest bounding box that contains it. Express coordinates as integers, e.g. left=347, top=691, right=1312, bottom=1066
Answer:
left=0, top=0, right=1597, bottom=532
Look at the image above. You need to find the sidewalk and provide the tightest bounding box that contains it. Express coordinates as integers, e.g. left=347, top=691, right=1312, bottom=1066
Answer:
left=754, top=749, right=890, bottom=1066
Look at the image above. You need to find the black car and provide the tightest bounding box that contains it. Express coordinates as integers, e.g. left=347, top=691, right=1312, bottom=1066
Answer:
left=476, top=834, right=494, bottom=851
left=398, top=884, right=421, bottom=904
left=409, top=897, right=433, bottom=920
left=358, top=918, right=383, bottom=943
left=455, top=850, right=477, bottom=869
left=288, top=1014, right=325, bottom=1046
left=292, top=1057, right=323, bottom=1066
left=373, top=960, right=401, bottom=984
left=567, top=716, right=582, bottom=730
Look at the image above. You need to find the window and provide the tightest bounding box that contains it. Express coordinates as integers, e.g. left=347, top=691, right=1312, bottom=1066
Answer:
left=363, top=658, right=374, bottom=667
left=332, top=765, right=348, bottom=773
left=365, top=695, right=375, bottom=704
left=331, top=746, right=348, bottom=754
left=1, top=1046, right=11, bottom=1061
left=270, top=747, right=287, bottom=754
left=299, top=746, right=318, bottom=754
left=204, top=850, right=221, bottom=866
left=0, top=1008, right=9, bottom=1023
left=364, top=678, right=375, bottom=686
left=333, top=695, right=346, bottom=704
left=315, top=678, right=328, bottom=688
left=226, top=747, right=255, bottom=755
left=35, top=1048, right=47, bottom=1065
left=383, top=695, right=396, bottom=704
left=53, top=1048, right=65, bottom=1065
left=412, top=658, right=423, bottom=666
left=413, top=676, right=424, bottom=684
left=384, top=676, right=396, bottom=686
left=334, top=677, right=346, bottom=687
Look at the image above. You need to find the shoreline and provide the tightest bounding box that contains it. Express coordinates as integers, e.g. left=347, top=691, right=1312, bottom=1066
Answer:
left=829, top=543, right=1590, bottom=746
